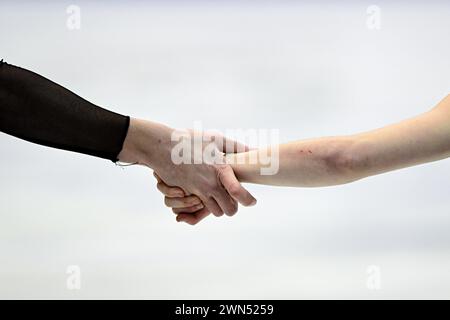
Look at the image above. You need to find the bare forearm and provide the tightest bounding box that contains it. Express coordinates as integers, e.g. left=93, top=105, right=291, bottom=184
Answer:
left=227, top=136, right=358, bottom=187
left=350, top=100, right=450, bottom=177
left=228, top=95, right=450, bottom=187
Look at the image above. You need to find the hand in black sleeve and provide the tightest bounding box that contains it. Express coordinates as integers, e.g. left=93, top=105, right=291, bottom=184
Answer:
left=0, top=60, right=130, bottom=161
left=0, top=59, right=257, bottom=220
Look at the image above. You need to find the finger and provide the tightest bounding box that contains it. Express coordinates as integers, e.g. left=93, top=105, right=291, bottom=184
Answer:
left=176, top=208, right=211, bottom=225
left=219, top=166, right=257, bottom=206
left=157, top=182, right=185, bottom=198
left=172, top=203, right=204, bottom=214
left=164, top=195, right=202, bottom=208
left=204, top=197, right=224, bottom=217
left=154, top=172, right=185, bottom=197
left=213, top=187, right=238, bottom=216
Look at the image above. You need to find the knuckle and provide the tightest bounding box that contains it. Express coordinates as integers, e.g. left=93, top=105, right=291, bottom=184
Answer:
left=216, top=165, right=228, bottom=178
left=228, top=183, right=242, bottom=197
left=215, top=164, right=226, bottom=173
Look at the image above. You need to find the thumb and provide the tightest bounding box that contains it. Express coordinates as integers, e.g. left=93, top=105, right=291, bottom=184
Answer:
left=218, top=166, right=257, bottom=207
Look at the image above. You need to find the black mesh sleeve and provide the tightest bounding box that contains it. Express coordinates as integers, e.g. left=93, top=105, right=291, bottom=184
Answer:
left=0, top=60, right=130, bottom=162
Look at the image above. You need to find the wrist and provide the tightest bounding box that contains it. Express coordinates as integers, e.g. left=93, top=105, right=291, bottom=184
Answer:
left=226, top=152, right=252, bottom=183
left=117, top=118, right=173, bottom=169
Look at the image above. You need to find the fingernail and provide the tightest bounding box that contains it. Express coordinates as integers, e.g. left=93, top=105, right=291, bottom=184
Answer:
left=250, top=199, right=257, bottom=206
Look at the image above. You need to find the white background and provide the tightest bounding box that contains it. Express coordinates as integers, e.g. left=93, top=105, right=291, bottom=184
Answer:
left=1, top=0, right=449, bottom=298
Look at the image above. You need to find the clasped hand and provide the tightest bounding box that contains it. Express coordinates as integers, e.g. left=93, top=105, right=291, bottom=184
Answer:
left=118, top=119, right=256, bottom=225
left=154, top=130, right=256, bottom=225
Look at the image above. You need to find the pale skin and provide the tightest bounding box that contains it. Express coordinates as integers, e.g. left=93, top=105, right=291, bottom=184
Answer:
left=117, top=120, right=257, bottom=217
left=157, top=95, right=450, bottom=225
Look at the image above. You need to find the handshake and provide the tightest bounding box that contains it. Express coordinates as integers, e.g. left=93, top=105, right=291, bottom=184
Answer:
left=117, top=118, right=258, bottom=225
left=116, top=94, right=450, bottom=225
left=2, top=62, right=448, bottom=225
